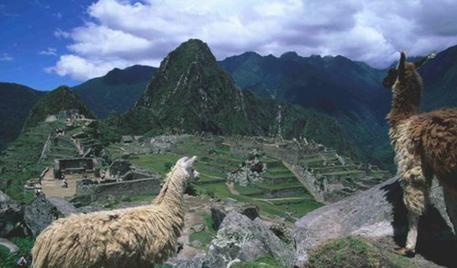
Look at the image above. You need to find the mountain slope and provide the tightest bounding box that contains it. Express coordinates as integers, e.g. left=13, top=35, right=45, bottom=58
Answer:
left=73, top=65, right=156, bottom=118
left=0, top=83, right=44, bottom=150
left=24, top=86, right=94, bottom=129
left=420, top=44, right=457, bottom=111
left=121, top=39, right=353, bottom=153
left=220, top=52, right=393, bottom=167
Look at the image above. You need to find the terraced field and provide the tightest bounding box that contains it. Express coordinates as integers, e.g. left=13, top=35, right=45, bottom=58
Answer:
left=112, top=136, right=321, bottom=220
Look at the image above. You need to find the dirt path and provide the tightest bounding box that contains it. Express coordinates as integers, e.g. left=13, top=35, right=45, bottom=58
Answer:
left=0, top=238, right=18, bottom=253
left=41, top=168, right=78, bottom=198
left=226, top=182, right=239, bottom=195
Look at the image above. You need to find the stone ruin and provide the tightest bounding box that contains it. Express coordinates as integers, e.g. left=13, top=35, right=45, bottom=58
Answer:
left=227, top=149, right=267, bottom=186
left=53, top=158, right=97, bottom=179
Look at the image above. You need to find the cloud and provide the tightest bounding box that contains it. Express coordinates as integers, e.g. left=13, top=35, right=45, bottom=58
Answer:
left=54, top=28, right=71, bottom=39
left=39, top=47, right=58, bottom=56
left=0, top=53, right=13, bottom=61
left=50, top=0, right=457, bottom=80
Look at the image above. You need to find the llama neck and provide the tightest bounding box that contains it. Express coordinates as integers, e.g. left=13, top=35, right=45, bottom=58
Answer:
left=153, top=167, right=187, bottom=213
left=388, top=75, right=422, bottom=128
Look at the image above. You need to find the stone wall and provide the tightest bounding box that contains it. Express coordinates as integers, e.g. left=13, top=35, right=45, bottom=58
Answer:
left=74, top=177, right=161, bottom=204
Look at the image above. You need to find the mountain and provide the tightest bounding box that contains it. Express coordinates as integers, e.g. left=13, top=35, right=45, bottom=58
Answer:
left=220, top=51, right=389, bottom=119
left=24, top=86, right=95, bottom=129
left=0, top=83, right=44, bottom=150
left=73, top=65, right=156, bottom=118
left=220, top=51, right=393, bottom=167
left=420, top=44, right=457, bottom=111
left=121, top=39, right=353, bottom=153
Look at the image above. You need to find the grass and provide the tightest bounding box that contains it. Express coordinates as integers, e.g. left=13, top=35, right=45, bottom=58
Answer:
left=0, top=237, right=35, bottom=268
left=189, top=212, right=217, bottom=248
left=107, top=136, right=325, bottom=219
left=306, top=236, right=421, bottom=268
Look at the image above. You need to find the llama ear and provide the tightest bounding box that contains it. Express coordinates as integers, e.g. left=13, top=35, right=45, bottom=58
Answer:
left=398, top=51, right=406, bottom=70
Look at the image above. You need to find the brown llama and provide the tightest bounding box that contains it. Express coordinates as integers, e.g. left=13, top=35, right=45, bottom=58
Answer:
left=32, top=156, right=198, bottom=268
left=384, top=51, right=457, bottom=256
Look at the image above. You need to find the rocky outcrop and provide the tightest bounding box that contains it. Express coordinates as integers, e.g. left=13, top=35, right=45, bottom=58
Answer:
left=24, top=195, right=77, bottom=236
left=293, top=177, right=457, bottom=267
left=171, top=211, right=294, bottom=268
left=210, top=204, right=260, bottom=231
left=227, top=149, right=266, bottom=186
left=0, top=191, right=22, bottom=237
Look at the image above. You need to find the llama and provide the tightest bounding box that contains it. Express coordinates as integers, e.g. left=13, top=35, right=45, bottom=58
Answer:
left=32, top=156, right=198, bottom=268
left=384, top=51, right=457, bottom=256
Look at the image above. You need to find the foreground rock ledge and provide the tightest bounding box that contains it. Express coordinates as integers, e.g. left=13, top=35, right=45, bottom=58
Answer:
left=293, top=177, right=457, bottom=267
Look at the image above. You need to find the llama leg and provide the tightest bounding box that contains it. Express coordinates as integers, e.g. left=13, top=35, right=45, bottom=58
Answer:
left=396, top=166, right=431, bottom=256
left=443, top=187, right=457, bottom=234
left=405, top=213, right=419, bottom=252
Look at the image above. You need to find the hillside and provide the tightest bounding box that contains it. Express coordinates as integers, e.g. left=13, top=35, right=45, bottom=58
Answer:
left=420, top=44, right=457, bottom=111
left=122, top=39, right=353, bottom=154
left=73, top=65, right=156, bottom=118
left=23, top=86, right=95, bottom=129
left=220, top=52, right=393, bottom=168
left=0, top=83, right=44, bottom=150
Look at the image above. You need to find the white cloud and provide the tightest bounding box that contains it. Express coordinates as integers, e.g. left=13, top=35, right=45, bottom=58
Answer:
left=54, top=28, right=70, bottom=39
left=0, top=53, right=13, bottom=61
left=50, top=0, right=457, bottom=80
left=39, top=47, right=57, bottom=56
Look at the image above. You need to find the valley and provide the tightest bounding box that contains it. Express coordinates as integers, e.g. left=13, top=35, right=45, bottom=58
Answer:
left=0, top=38, right=456, bottom=268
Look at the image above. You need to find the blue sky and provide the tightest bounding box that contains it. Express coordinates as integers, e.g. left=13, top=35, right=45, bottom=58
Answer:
left=0, top=0, right=96, bottom=90
left=1, top=0, right=457, bottom=91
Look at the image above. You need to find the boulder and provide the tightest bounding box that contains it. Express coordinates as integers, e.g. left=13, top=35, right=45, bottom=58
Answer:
left=24, top=195, right=77, bottom=236
left=210, top=204, right=259, bottom=231
left=0, top=191, right=23, bottom=237
left=202, top=212, right=294, bottom=268
left=293, top=177, right=457, bottom=267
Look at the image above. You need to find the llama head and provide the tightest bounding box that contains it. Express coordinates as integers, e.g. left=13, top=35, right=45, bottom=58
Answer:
left=176, top=156, right=199, bottom=181
left=383, top=51, right=435, bottom=88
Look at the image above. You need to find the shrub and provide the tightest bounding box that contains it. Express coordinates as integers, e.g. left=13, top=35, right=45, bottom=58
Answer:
left=306, top=236, right=383, bottom=268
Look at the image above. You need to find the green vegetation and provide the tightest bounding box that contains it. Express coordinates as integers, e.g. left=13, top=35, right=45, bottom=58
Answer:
left=231, top=255, right=288, bottom=268
left=0, top=237, right=35, bottom=268
left=117, top=136, right=322, bottom=219
left=189, top=213, right=217, bottom=248
left=117, top=39, right=354, bottom=155
left=306, top=236, right=419, bottom=268
left=73, top=65, right=156, bottom=118
left=23, top=86, right=94, bottom=129
left=0, top=82, right=43, bottom=150
left=0, top=121, right=61, bottom=202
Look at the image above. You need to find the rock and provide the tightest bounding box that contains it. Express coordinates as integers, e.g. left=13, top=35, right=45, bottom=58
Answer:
left=24, top=195, right=77, bottom=236
left=210, top=207, right=226, bottom=230
left=191, top=240, right=202, bottom=248
left=227, top=149, right=266, bottom=186
left=191, top=224, right=206, bottom=233
left=223, top=198, right=238, bottom=206
left=293, top=177, right=457, bottom=267
left=0, top=191, right=23, bottom=237
left=202, top=212, right=294, bottom=268
left=0, top=238, right=18, bottom=253
left=239, top=204, right=259, bottom=220
left=270, top=223, right=292, bottom=243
